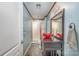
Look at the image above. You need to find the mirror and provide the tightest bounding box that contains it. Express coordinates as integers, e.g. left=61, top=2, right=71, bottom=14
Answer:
left=51, top=10, right=64, bottom=41
left=50, top=3, right=64, bottom=56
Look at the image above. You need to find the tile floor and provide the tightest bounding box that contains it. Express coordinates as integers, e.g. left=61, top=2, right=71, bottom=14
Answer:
left=26, top=43, right=63, bottom=56
left=26, top=43, right=42, bottom=56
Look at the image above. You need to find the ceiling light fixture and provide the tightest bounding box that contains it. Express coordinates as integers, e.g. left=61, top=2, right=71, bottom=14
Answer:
left=36, top=4, right=41, bottom=9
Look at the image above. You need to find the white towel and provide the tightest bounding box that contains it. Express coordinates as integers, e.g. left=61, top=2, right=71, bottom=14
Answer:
left=67, top=23, right=77, bottom=50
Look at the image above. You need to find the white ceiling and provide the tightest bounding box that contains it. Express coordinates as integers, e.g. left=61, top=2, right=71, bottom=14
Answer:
left=24, top=2, right=54, bottom=20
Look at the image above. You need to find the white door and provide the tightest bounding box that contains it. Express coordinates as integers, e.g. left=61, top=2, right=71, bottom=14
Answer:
left=0, top=2, right=23, bottom=56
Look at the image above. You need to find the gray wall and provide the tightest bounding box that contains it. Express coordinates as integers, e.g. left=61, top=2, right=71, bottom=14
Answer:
left=23, top=5, right=32, bottom=54
left=44, top=2, right=79, bottom=56
left=60, top=2, right=79, bottom=56
left=44, top=17, right=51, bottom=33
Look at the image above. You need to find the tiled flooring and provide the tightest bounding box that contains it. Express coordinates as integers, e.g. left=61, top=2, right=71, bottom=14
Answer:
left=26, top=43, right=63, bottom=56
left=26, top=43, right=42, bottom=56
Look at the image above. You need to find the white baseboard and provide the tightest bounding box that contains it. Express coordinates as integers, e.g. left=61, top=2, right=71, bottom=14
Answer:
left=24, top=42, right=32, bottom=56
